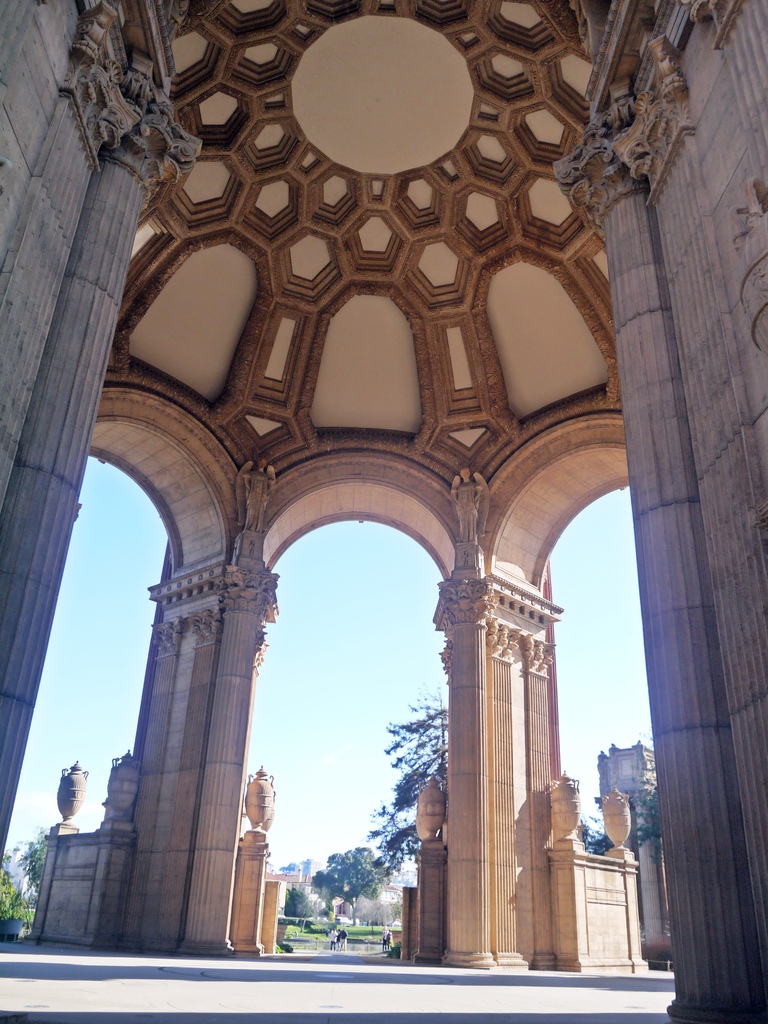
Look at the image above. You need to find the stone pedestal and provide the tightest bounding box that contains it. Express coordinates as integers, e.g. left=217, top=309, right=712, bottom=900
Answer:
left=260, top=880, right=280, bottom=954
left=548, top=839, right=646, bottom=974
left=400, top=887, right=419, bottom=962
left=230, top=830, right=269, bottom=955
left=414, top=838, right=446, bottom=963
left=31, top=820, right=136, bottom=948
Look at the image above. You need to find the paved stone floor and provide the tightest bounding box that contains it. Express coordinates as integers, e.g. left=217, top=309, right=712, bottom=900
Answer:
left=0, top=947, right=674, bottom=1023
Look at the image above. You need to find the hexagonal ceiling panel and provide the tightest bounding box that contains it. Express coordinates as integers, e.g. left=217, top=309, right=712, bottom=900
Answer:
left=120, top=0, right=616, bottom=480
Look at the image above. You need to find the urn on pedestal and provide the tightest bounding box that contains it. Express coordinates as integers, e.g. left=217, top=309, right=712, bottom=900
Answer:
left=416, top=776, right=446, bottom=842
left=56, top=762, right=88, bottom=822
left=102, top=751, right=140, bottom=823
left=602, top=787, right=632, bottom=850
left=551, top=772, right=582, bottom=843
left=245, top=766, right=275, bottom=833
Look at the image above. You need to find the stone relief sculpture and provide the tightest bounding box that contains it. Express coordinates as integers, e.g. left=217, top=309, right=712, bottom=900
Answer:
left=450, top=468, right=490, bottom=544
left=236, top=460, right=276, bottom=534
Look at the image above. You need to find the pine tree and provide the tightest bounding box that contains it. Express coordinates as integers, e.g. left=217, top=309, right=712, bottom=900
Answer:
left=368, top=690, right=448, bottom=870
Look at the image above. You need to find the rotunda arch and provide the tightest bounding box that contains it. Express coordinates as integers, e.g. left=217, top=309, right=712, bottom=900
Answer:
left=262, top=453, right=456, bottom=577
left=487, top=413, right=628, bottom=589
left=92, top=390, right=238, bottom=573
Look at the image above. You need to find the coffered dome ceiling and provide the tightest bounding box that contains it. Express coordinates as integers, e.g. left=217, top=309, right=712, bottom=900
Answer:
left=113, top=0, right=617, bottom=482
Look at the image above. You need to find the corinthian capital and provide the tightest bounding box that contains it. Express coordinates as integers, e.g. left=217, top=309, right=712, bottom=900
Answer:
left=555, top=109, right=644, bottom=234
left=435, top=578, right=497, bottom=630
left=63, top=2, right=142, bottom=167
left=190, top=607, right=224, bottom=647
left=219, top=566, right=279, bottom=620
left=612, top=37, right=692, bottom=200
left=153, top=617, right=184, bottom=658
left=103, top=71, right=201, bottom=200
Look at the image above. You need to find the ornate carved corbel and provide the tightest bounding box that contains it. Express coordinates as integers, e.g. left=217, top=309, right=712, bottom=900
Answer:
left=676, top=0, right=745, bottom=48
left=612, top=36, right=692, bottom=201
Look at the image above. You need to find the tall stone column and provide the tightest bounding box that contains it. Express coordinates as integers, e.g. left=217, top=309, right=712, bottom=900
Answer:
left=519, top=636, right=555, bottom=970
left=435, top=576, right=495, bottom=969
left=557, top=121, right=764, bottom=1021
left=485, top=619, right=528, bottom=970
left=180, top=567, right=278, bottom=955
left=0, top=64, right=199, bottom=854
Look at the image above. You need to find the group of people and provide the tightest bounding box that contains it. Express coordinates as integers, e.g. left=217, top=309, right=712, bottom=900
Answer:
left=329, top=926, right=348, bottom=951
left=381, top=927, right=392, bottom=951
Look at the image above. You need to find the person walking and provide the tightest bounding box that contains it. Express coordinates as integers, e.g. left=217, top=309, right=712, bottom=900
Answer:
left=330, top=927, right=338, bottom=951
left=338, top=926, right=348, bottom=951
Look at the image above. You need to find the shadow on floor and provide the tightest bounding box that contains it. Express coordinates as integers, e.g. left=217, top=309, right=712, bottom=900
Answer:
left=1, top=1014, right=673, bottom=1024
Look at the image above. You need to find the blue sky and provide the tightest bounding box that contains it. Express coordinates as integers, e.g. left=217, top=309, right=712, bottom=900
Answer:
left=7, top=459, right=650, bottom=867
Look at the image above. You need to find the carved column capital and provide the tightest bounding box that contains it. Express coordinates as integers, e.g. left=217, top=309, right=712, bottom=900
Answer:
left=440, top=637, right=453, bottom=679
left=102, top=70, right=201, bottom=200
left=612, top=37, right=692, bottom=202
left=153, top=617, right=184, bottom=658
left=218, top=566, right=279, bottom=620
left=63, top=2, right=142, bottom=169
left=555, top=109, right=645, bottom=234
left=190, top=607, right=224, bottom=647
left=436, top=578, right=497, bottom=630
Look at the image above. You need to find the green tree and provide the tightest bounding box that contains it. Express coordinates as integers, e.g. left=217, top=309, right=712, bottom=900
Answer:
left=313, top=847, right=389, bottom=919
left=581, top=816, right=612, bottom=855
left=633, top=759, right=663, bottom=858
left=284, top=886, right=314, bottom=919
left=17, top=828, right=47, bottom=906
left=0, top=868, right=27, bottom=921
left=368, top=690, right=448, bottom=870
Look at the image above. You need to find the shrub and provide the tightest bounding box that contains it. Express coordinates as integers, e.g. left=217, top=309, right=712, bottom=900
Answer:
left=279, top=942, right=294, bottom=953
left=387, top=941, right=401, bottom=959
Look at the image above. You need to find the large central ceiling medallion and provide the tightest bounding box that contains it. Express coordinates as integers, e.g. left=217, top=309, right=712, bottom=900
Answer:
left=291, top=16, right=474, bottom=175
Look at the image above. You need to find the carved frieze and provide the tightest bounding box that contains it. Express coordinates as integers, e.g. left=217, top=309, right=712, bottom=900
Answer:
left=734, top=179, right=768, bottom=358
left=218, top=566, right=279, bottom=620
left=153, top=617, right=184, bottom=657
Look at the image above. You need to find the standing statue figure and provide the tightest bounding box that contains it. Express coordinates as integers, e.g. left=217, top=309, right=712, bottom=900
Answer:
left=450, top=468, right=490, bottom=543
left=236, top=459, right=276, bottom=534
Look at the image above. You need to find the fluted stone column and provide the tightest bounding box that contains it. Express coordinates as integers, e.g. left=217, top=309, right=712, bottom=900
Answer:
left=120, top=617, right=186, bottom=949
left=435, top=577, right=495, bottom=969
left=180, top=567, right=278, bottom=955
left=557, top=122, right=764, bottom=1018
left=519, top=636, right=555, bottom=970
left=0, top=157, right=141, bottom=852
left=0, top=65, right=198, bottom=855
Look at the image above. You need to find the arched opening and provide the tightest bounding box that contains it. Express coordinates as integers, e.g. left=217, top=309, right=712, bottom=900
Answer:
left=249, top=520, right=445, bottom=871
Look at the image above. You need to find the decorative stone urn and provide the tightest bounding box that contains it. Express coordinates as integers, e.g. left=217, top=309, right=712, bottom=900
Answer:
left=602, top=787, right=632, bottom=849
left=416, top=776, right=446, bottom=841
left=57, top=761, right=88, bottom=822
left=245, top=767, right=275, bottom=832
left=551, top=772, right=582, bottom=842
left=102, top=751, right=140, bottom=823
